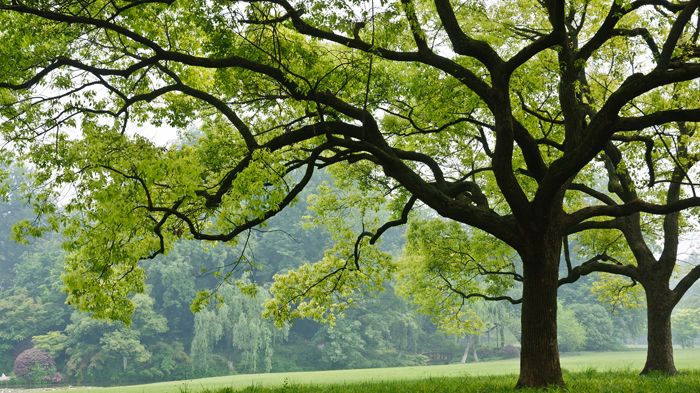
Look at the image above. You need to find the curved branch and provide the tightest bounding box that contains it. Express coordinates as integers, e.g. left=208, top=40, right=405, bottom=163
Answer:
left=612, top=28, right=660, bottom=58
left=0, top=56, right=159, bottom=90
left=673, top=265, right=700, bottom=304
left=437, top=271, right=521, bottom=304
left=504, top=33, right=558, bottom=75
left=567, top=183, right=618, bottom=206
left=369, top=195, right=417, bottom=244
left=615, top=108, right=700, bottom=131
left=567, top=196, right=700, bottom=225
left=657, top=1, right=699, bottom=69
left=567, top=218, right=624, bottom=234
left=577, top=0, right=685, bottom=61
left=162, top=148, right=320, bottom=243
left=558, top=254, right=639, bottom=286
left=433, top=0, right=503, bottom=70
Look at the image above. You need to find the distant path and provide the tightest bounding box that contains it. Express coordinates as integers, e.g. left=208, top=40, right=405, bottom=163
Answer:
left=22, top=349, right=700, bottom=393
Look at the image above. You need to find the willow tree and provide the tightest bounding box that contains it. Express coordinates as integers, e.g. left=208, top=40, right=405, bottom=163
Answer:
left=1, top=0, right=700, bottom=387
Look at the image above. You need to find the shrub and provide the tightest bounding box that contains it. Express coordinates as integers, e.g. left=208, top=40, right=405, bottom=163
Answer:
left=13, top=348, right=59, bottom=384
left=43, top=372, right=63, bottom=384
left=500, top=345, right=519, bottom=359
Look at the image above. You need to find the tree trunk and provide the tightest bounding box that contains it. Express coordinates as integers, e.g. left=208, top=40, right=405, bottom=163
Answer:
left=499, top=325, right=505, bottom=349
left=641, top=286, right=677, bottom=375
left=516, top=241, right=564, bottom=388
left=461, top=336, right=471, bottom=364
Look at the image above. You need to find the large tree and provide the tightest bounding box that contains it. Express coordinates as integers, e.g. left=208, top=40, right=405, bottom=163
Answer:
left=1, top=0, right=700, bottom=387
left=561, top=121, right=700, bottom=375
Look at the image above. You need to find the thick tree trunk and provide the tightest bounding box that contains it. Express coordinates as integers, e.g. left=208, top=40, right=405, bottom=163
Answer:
left=516, top=241, right=564, bottom=388
left=641, top=286, right=677, bottom=375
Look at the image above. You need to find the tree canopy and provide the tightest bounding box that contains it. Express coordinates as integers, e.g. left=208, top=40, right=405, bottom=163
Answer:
left=1, top=0, right=700, bottom=387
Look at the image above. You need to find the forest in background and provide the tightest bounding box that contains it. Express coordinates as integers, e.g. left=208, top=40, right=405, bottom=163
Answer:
left=0, top=170, right=697, bottom=387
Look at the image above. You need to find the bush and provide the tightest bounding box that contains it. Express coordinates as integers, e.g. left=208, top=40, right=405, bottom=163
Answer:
left=43, top=372, right=63, bottom=384
left=500, top=345, right=520, bottom=359
left=13, top=348, right=60, bottom=384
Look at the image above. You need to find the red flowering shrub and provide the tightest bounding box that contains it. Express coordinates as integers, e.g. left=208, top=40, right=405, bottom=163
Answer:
left=13, top=348, right=59, bottom=383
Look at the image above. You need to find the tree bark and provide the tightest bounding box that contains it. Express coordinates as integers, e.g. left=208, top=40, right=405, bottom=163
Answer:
left=641, top=285, right=677, bottom=375
left=516, top=240, right=564, bottom=388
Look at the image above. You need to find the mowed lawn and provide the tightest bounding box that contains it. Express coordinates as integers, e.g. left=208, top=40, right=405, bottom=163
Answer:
left=44, top=348, right=700, bottom=393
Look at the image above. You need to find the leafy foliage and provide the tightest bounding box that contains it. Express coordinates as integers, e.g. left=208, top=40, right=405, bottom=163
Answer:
left=2, top=0, right=700, bottom=386
left=396, top=218, right=518, bottom=335
left=673, top=308, right=700, bottom=348
left=192, top=278, right=288, bottom=376
left=13, top=348, right=61, bottom=384
left=557, top=305, right=586, bottom=353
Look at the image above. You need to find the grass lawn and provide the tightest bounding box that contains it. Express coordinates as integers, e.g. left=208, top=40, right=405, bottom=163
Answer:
left=41, top=348, right=700, bottom=393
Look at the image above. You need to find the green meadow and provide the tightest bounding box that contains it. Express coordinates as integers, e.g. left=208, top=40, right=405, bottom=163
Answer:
left=38, top=348, right=700, bottom=393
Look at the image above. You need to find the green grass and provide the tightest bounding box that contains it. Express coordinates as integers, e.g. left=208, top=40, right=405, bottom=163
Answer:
left=44, top=348, right=700, bottom=393
left=218, top=371, right=700, bottom=393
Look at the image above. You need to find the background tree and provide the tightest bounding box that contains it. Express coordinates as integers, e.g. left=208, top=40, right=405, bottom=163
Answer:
left=215, top=279, right=288, bottom=374
left=309, top=287, right=433, bottom=369
left=0, top=236, right=70, bottom=372
left=0, top=167, right=36, bottom=292
left=673, top=308, right=700, bottom=348
left=561, top=121, right=700, bottom=374
left=190, top=310, right=225, bottom=377
left=32, top=292, right=180, bottom=385
left=557, top=305, right=586, bottom=353
left=568, top=304, right=618, bottom=352
left=2, top=0, right=700, bottom=387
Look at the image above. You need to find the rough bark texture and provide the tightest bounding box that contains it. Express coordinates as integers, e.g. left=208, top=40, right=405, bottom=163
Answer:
left=516, top=239, right=564, bottom=388
left=641, top=286, right=677, bottom=375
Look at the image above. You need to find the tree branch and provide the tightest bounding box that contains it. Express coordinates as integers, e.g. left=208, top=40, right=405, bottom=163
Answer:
left=432, top=0, right=503, bottom=70
left=568, top=196, right=700, bottom=225
left=657, top=1, right=700, bottom=69
left=615, top=108, right=700, bottom=131
left=558, top=253, right=639, bottom=286
left=567, top=183, right=618, bottom=206
left=673, top=265, right=700, bottom=304
left=437, top=271, right=521, bottom=304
